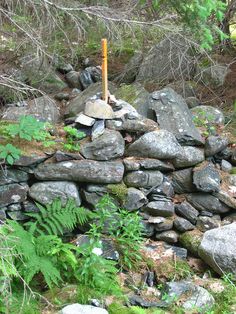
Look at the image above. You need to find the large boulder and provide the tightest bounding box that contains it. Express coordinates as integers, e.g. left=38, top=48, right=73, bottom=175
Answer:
left=136, top=36, right=195, bottom=84
left=80, top=130, right=125, bottom=161
left=195, top=64, right=229, bottom=87
left=199, top=223, right=236, bottom=276
left=124, top=170, right=163, bottom=188
left=34, top=160, right=124, bottom=184
left=149, top=88, right=204, bottom=145
left=29, top=181, right=81, bottom=206
left=2, top=96, right=60, bottom=123
left=126, top=130, right=182, bottom=159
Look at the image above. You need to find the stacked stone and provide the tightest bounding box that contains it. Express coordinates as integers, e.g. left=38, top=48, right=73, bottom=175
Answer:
left=1, top=87, right=236, bottom=256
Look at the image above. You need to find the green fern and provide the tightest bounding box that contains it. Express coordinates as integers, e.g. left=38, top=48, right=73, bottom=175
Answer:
left=25, top=198, right=91, bottom=236
left=2, top=220, right=62, bottom=288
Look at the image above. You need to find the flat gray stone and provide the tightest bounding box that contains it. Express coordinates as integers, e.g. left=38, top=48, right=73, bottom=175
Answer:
left=106, top=117, right=158, bottom=133
left=80, top=130, right=124, bottom=161
left=91, top=120, right=105, bottom=141
left=155, top=230, right=178, bottom=243
left=149, top=88, right=204, bottom=145
left=174, top=217, right=195, bottom=232
left=123, top=188, right=148, bottom=211
left=173, top=146, right=205, bottom=168
left=0, top=169, right=29, bottom=186
left=126, top=130, right=182, bottom=160
left=165, top=281, right=215, bottom=311
left=186, top=193, right=231, bottom=214
left=75, top=113, right=95, bottom=126
left=175, top=201, right=199, bottom=225
left=34, top=160, right=124, bottom=184
left=193, top=162, right=221, bottom=192
left=213, top=190, right=236, bottom=209
left=144, top=200, right=175, bottom=217
left=124, top=170, right=163, bottom=188
left=172, top=168, right=197, bottom=194
left=196, top=215, right=221, bottom=232
left=0, top=183, right=28, bottom=207
left=123, top=158, right=174, bottom=172
left=205, top=136, right=228, bottom=157
left=29, top=181, right=81, bottom=206
left=199, top=223, right=236, bottom=276
left=84, top=99, right=114, bottom=119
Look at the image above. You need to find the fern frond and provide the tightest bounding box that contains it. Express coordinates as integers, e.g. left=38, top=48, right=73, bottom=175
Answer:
left=25, top=199, right=90, bottom=236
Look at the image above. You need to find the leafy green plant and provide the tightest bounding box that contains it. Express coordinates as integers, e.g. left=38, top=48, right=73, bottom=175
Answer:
left=63, top=126, right=86, bottom=152
left=92, top=195, right=144, bottom=269
left=0, top=143, right=21, bottom=165
left=192, top=109, right=216, bottom=136
left=5, top=115, right=51, bottom=142
left=25, top=198, right=90, bottom=236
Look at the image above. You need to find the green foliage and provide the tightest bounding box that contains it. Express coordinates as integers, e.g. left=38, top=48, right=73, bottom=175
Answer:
left=141, top=0, right=227, bottom=49
left=92, top=195, right=144, bottom=269
left=63, top=126, right=86, bottom=152
left=76, top=239, right=121, bottom=296
left=108, top=303, right=165, bottom=314
left=6, top=115, right=51, bottom=142
left=192, top=109, right=216, bottom=136
left=0, top=143, right=21, bottom=165
left=107, top=182, right=128, bottom=204
left=25, top=198, right=90, bottom=236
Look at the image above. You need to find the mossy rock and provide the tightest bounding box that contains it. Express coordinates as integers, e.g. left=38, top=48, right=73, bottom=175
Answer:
left=114, top=83, right=153, bottom=119
left=179, top=230, right=203, bottom=256
left=107, top=182, right=128, bottom=205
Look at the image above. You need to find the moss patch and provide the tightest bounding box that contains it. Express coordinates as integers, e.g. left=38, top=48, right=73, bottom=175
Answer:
left=107, top=182, right=128, bottom=205
left=115, top=84, right=141, bottom=106
left=179, top=230, right=203, bottom=257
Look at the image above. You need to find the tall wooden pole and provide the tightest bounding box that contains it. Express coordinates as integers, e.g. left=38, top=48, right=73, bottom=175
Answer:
left=101, top=38, right=108, bottom=103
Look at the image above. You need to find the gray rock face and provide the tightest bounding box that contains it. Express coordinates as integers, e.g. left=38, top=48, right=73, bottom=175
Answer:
left=166, top=81, right=196, bottom=98
left=165, top=281, right=215, bottom=311
left=124, top=170, right=163, bottom=188
left=136, top=36, right=195, bottom=84
left=34, top=160, right=124, bottom=184
left=126, top=130, right=182, bottom=159
left=123, top=158, right=174, bottom=172
left=199, top=223, right=236, bottom=276
left=123, top=188, right=148, bottom=211
left=221, top=160, right=232, bottom=172
left=13, top=154, right=48, bottom=167
left=85, top=66, right=102, bottom=83
left=193, top=162, right=221, bottom=192
left=175, top=201, right=199, bottom=224
left=106, top=117, right=158, bottom=133
left=173, top=147, right=205, bottom=168
left=60, top=304, right=108, bottom=314
left=195, top=64, right=228, bottom=87
left=81, top=184, right=107, bottom=210
left=214, top=190, right=236, bottom=209
left=186, top=193, right=231, bottom=214
left=0, top=169, right=29, bottom=185
left=0, top=183, right=28, bottom=207
left=0, top=209, right=6, bottom=222
left=29, top=181, right=81, bottom=206
left=149, top=88, right=203, bottom=145
left=196, top=215, right=221, bottom=232
left=205, top=136, right=228, bottom=157
left=149, top=178, right=174, bottom=199
left=115, top=83, right=154, bottom=119
left=79, top=70, right=94, bottom=89
left=154, top=218, right=173, bottom=232
left=174, top=217, right=195, bottom=232
left=191, top=106, right=225, bottom=125
left=65, top=71, right=81, bottom=88
left=144, top=200, right=175, bottom=217
left=3, top=96, right=60, bottom=123
left=80, top=130, right=124, bottom=161
left=156, top=230, right=178, bottom=243
left=172, top=168, right=197, bottom=194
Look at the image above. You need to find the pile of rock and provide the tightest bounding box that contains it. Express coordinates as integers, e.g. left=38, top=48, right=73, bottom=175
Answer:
left=1, top=86, right=236, bottom=278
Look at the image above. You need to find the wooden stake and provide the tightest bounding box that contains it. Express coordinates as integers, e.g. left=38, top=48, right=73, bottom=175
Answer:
left=101, top=38, right=108, bottom=103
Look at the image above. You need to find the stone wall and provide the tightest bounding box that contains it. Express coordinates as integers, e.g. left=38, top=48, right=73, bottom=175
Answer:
left=1, top=87, right=236, bottom=255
